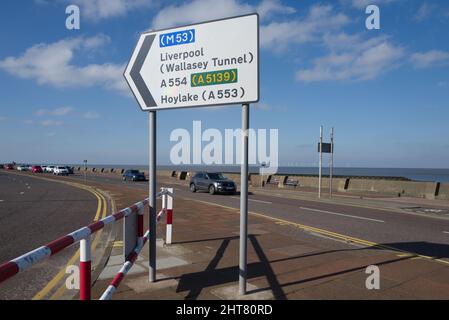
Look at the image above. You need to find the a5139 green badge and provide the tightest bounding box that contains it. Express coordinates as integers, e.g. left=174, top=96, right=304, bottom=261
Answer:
left=124, top=14, right=259, bottom=111
left=191, top=69, right=238, bottom=87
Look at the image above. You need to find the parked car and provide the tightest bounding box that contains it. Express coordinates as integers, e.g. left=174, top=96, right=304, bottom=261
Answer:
left=53, top=166, right=69, bottom=176
left=44, top=165, right=55, bottom=173
left=190, top=172, right=236, bottom=195
left=123, top=170, right=146, bottom=181
left=17, top=165, right=30, bottom=171
left=65, top=166, right=74, bottom=174
left=31, top=165, right=43, bottom=173
left=5, top=164, right=14, bottom=170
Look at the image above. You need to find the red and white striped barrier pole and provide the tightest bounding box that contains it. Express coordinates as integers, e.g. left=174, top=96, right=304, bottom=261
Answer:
left=165, top=188, right=174, bottom=245
left=99, top=230, right=150, bottom=300
left=0, top=189, right=174, bottom=300
left=79, top=237, right=91, bottom=300
left=0, top=197, right=153, bottom=285
left=100, top=188, right=175, bottom=300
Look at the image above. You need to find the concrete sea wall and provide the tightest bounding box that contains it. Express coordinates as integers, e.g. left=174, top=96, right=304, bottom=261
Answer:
left=73, top=167, right=449, bottom=200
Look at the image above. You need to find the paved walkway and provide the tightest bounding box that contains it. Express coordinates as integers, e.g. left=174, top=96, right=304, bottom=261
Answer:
left=90, top=189, right=449, bottom=300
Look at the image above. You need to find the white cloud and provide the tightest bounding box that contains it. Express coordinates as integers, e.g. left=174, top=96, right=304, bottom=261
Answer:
left=34, top=0, right=50, bottom=5
left=151, top=0, right=295, bottom=29
left=24, top=119, right=34, bottom=124
left=52, top=106, right=74, bottom=116
left=410, top=50, right=449, bottom=68
left=414, top=3, right=435, bottom=21
left=67, top=0, right=154, bottom=21
left=253, top=102, right=287, bottom=111
left=0, top=35, right=127, bottom=93
left=36, top=107, right=74, bottom=116
left=255, top=0, right=295, bottom=19
left=253, top=103, right=272, bottom=110
left=296, top=34, right=405, bottom=82
left=41, top=120, right=64, bottom=127
left=82, top=34, right=111, bottom=49
left=349, top=0, right=399, bottom=9
left=83, top=111, right=100, bottom=119
left=261, top=5, right=349, bottom=51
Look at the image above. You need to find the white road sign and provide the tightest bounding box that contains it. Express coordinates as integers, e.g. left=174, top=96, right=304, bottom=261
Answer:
left=124, top=14, right=259, bottom=111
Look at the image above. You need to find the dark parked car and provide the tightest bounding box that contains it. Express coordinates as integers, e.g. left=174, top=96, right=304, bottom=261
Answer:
left=190, top=172, right=236, bottom=195
left=5, top=164, right=14, bottom=170
left=65, top=166, right=74, bottom=174
left=123, top=169, right=146, bottom=181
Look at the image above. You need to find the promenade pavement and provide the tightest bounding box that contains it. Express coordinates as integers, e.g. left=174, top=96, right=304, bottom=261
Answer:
left=89, top=181, right=449, bottom=300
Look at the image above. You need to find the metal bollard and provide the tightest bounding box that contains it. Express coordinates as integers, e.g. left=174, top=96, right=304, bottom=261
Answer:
left=166, top=188, right=173, bottom=245
left=79, top=237, right=91, bottom=300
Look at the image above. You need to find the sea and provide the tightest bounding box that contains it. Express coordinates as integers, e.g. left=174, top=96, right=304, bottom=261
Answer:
left=71, top=164, right=449, bottom=183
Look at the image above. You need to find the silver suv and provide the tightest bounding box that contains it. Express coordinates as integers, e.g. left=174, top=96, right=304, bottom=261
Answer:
left=189, top=172, right=236, bottom=195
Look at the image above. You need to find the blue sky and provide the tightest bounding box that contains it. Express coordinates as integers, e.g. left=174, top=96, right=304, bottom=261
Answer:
left=0, top=0, right=448, bottom=168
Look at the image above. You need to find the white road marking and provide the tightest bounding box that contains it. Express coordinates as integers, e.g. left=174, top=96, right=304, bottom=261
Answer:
left=20, top=192, right=24, bottom=195
left=231, top=197, right=272, bottom=204
left=443, top=231, right=449, bottom=234
left=299, top=207, right=385, bottom=223
left=0, top=200, right=4, bottom=202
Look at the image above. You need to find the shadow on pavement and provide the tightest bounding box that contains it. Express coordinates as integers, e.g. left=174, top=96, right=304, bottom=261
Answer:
left=372, top=241, right=449, bottom=260
left=176, top=234, right=285, bottom=300
left=173, top=234, right=449, bottom=300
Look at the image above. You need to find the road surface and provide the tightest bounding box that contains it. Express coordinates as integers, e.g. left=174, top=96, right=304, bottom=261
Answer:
left=0, top=171, right=99, bottom=299
left=65, top=172, right=449, bottom=264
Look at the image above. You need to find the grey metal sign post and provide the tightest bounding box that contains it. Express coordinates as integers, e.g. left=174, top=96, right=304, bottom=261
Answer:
left=239, top=103, right=249, bottom=295
left=83, top=159, right=87, bottom=185
left=329, top=127, right=334, bottom=198
left=149, top=111, right=157, bottom=282
left=317, top=127, right=334, bottom=199
left=318, top=126, right=323, bottom=199
left=124, top=14, right=259, bottom=292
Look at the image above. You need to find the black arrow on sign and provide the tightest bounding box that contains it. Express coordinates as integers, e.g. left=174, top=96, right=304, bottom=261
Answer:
left=129, top=34, right=157, bottom=108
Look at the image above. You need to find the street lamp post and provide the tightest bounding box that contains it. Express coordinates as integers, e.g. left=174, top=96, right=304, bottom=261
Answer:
left=83, top=160, right=87, bottom=185
left=329, top=128, right=334, bottom=198
left=318, top=126, right=323, bottom=199
left=260, top=162, right=266, bottom=188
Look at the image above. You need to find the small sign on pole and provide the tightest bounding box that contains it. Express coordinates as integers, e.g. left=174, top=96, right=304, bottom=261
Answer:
left=317, top=143, right=333, bottom=154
